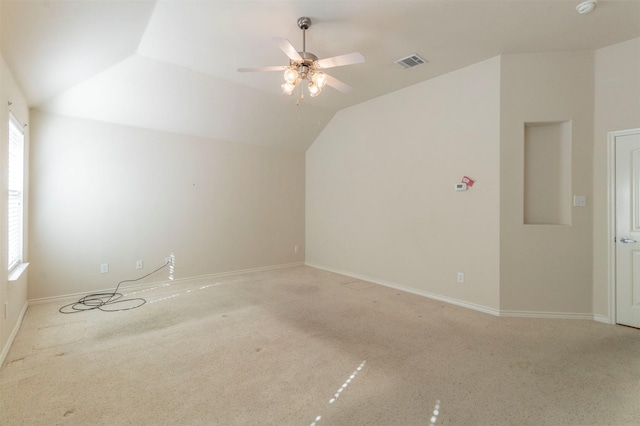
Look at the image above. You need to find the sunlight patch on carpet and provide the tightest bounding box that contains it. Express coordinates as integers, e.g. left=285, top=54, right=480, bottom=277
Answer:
left=309, top=360, right=366, bottom=426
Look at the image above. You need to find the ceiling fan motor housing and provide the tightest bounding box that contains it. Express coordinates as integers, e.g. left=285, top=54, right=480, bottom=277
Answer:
left=291, top=52, right=319, bottom=79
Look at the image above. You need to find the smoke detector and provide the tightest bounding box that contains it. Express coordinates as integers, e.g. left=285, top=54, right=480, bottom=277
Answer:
left=576, top=0, right=597, bottom=14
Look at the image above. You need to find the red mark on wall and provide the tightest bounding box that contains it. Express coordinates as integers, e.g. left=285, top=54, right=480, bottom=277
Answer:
left=461, top=176, right=476, bottom=187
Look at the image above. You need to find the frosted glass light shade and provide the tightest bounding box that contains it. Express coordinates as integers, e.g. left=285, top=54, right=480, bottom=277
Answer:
left=308, top=82, right=321, bottom=97
left=284, top=68, right=298, bottom=83
left=313, top=72, right=327, bottom=89
left=281, top=81, right=296, bottom=95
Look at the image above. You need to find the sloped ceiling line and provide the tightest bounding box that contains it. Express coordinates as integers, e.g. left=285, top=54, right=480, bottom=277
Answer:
left=1, top=0, right=639, bottom=151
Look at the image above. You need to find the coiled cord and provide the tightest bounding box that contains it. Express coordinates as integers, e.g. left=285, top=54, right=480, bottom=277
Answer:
left=59, top=260, right=170, bottom=314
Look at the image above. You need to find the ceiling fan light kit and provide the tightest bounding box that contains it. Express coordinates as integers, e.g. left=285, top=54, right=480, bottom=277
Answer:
left=280, top=17, right=328, bottom=98
left=238, top=16, right=365, bottom=104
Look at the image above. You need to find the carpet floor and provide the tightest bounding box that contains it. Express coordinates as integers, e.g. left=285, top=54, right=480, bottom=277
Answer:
left=1, top=265, right=639, bottom=425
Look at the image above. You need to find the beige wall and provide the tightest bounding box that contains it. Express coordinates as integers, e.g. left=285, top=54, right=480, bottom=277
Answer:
left=28, top=111, right=305, bottom=300
left=307, top=50, right=607, bottom=317
left=1, top=54, right=29, bottom=363
left=499, top=52, right=594, bottom=314
left=306, top=57, right=501, bottom=311
left=5, top=37, right=637, bottom=361
left=593, top=38, right=640, bottom=319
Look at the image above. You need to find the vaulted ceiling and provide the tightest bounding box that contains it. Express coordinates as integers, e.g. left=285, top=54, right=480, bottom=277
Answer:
left=2, top=0, right=639, bottom=151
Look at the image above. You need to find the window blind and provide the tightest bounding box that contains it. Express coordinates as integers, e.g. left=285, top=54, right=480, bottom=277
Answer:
left=8, top=113, right=24, bottom=272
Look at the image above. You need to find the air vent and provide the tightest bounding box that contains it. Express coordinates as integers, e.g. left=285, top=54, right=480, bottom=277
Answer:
left=394, top=54, right=427, bottom=69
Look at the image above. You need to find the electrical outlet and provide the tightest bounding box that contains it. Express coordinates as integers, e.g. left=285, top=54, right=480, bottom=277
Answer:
left=457, top=272, right=465, bottom=283
left=101, top=263, right=109, bottom=274
left=136, top=260, right=143, bottom=270
left=573, top=195, right=587, bottom=207
left=294, top=245, right=299, bottom=253
left=166, top=252, right=175, bottom=280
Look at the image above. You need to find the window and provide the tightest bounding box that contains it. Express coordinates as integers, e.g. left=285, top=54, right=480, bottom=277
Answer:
left=8, top=113, right=24, bottom=272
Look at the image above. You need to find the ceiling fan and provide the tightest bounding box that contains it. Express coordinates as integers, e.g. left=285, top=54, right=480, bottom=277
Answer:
left=238, top=17, right=364, bottom=101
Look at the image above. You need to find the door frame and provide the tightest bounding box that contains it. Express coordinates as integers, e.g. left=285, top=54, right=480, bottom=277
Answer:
left=607, top=128, right=640, bottom=324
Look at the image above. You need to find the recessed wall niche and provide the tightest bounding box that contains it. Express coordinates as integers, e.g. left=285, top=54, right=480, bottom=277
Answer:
left=523, top=121, right=572, bottom=225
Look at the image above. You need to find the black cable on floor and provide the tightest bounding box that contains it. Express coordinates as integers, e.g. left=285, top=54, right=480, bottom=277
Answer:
left=59, top=260, right=170, bottom=314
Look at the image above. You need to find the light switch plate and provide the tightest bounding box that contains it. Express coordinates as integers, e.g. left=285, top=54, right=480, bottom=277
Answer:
left=573, top=195, right=586, bottom=207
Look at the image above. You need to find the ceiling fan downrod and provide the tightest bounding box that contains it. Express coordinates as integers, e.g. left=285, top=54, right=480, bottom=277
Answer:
left=297, top=16, right=311, bottom=54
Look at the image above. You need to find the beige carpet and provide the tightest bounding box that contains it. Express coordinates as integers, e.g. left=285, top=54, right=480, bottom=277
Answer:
left=1, top=266, right=639, bottom=425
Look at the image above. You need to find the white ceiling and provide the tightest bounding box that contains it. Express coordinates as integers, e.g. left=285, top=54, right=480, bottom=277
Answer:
left=2, top=0, right=639, bottom=151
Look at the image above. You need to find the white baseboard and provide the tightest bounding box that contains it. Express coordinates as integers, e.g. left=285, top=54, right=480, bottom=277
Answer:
left=593, top=314, right=614, bottom=324
left=306, top=262, right=501, bottom=317
left=1, top=300, right=28, bottom=368
left=29, top=261, right=305, bottom=306
left=499, top=310, right=595, bottom=320
left=305, top=262, right=609, bottom=322
left=26, top=261, right=610, bottom=324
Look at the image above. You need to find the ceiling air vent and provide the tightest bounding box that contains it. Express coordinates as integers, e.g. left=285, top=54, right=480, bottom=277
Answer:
left=394, top=54, right=427, bottom=69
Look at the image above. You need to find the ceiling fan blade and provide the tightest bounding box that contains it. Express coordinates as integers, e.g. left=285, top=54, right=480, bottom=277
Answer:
left=238, top=65, right=288, bottom=73
left=326, top=74, right=352, bottom=94
left=316, top=52, right=365, bottom=69
left=273, top=37, right=302, bottom=62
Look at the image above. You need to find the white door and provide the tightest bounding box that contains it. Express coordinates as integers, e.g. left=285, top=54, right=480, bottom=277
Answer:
left=615, top=130, right=640, bottom=328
